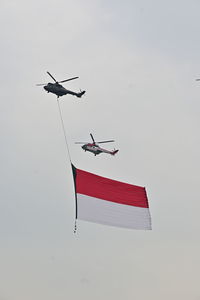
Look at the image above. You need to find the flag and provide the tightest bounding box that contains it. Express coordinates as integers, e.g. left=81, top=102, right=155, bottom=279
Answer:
left=72, top=165, right=151, bottom=230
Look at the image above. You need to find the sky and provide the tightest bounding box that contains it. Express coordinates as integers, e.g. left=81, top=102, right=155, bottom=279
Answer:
left=1, top=0, right=200, bottom=299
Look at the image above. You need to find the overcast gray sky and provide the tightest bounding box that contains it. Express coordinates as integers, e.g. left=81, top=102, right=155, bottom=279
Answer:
left=1, top=0, right=200, bottom=299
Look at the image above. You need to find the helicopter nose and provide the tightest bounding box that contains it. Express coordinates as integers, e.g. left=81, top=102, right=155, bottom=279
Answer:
left=43, top=86, right=47, bottom=91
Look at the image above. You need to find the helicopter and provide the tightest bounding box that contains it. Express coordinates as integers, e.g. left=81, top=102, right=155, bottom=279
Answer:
left=36, top=71, right=85, bottom=98
left=75, top=134, right=119, bottom=156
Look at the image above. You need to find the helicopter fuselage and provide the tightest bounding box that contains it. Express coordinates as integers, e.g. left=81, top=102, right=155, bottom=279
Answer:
left=44, top=82, right=85, bottom=98
left=82, top=143, right=118, bottom=156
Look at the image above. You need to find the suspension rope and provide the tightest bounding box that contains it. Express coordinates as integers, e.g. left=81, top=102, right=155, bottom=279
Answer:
left=56, top=99, right=77, bottom=233
left=57, top=99, right=72, bottom=163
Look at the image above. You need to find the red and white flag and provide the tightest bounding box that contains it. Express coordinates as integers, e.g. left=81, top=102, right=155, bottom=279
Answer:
left=72, top=165, right=151, bottom=230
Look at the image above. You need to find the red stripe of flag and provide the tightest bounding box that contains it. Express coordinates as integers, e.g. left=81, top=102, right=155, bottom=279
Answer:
left=75, top=168, right=149, bottom=208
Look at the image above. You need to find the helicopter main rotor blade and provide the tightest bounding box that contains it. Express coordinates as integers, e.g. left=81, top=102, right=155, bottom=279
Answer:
left=75, top=142, right=88, bottom=144
left=59, top=77, right=79, bottom=83
left=196, top=79, right=200, bottom=81
left=47, top=71, right=57, bottom=83
left=36, top=83, right=47, bottom=86
left=97, top=140, right=115, bottom=144
left=90, top=134, right=95, bottom=143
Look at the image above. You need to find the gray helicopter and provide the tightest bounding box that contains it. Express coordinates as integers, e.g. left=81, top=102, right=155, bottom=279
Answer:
left=37, top=71, right=85, bottom=98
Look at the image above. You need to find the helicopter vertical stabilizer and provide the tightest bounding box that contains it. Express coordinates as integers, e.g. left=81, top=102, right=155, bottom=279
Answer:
left=111, top=150, right=119, bottom=155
